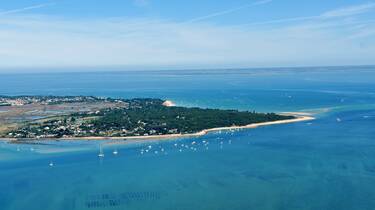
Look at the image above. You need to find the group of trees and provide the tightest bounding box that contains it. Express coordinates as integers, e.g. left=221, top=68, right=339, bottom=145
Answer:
left=9, top=98, right=295, bottom=138
left=91, top=101, right=294, bottom=134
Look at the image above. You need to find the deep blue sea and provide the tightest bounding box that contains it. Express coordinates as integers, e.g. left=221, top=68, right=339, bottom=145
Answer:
left=1, top=66, right=375, bottom=210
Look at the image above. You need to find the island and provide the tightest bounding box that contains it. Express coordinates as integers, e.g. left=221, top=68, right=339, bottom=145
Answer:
left=0, top=96, right=314, bottom=141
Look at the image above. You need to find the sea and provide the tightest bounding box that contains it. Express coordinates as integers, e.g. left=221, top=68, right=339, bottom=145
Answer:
left=0, top=66, right=375, bottom=210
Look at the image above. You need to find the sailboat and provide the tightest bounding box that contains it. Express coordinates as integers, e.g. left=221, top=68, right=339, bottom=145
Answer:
left=98, top=144, right=105, bottom=158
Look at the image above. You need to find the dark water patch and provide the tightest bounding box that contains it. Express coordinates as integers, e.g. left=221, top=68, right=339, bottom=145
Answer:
left=210, top=178, right=227, bottom=188
left=338, top=162, right=348, bottom=170
left=82, top=191, right=161, bottom=209
left=363, top=164, right=375, bottom=174
left=12, top=178, right=32, bottom=191
left=242, top=170, right=295, bottom=182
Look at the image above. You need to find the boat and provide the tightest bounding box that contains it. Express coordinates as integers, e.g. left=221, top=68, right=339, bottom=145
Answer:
left=113, top=149, right=118, bottom=155
left=98, top=145, right=105, bottom=158
left=49, top=162, right=54, bottom=167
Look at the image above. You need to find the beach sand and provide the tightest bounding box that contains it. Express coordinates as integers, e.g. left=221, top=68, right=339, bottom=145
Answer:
left=1, top=114, right=315, bottom=144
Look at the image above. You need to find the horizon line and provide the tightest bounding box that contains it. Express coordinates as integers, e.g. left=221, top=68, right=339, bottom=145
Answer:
left=0, top=64, right=374, bottom=74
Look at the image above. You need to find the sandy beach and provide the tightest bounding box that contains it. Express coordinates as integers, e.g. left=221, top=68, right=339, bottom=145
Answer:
left=1, top=114, right=315, bottom=143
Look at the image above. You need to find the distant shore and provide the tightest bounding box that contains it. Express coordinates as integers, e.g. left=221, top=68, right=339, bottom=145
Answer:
left=0, top=114, right=315, bottom=143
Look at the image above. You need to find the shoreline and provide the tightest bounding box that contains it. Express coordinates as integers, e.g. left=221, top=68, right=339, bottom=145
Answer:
left=0, top=114, right=315, bottom=143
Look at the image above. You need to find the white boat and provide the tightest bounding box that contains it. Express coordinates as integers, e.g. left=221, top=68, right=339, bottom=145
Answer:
left=49, top=162, right=54, bottom=167
left=98, top=145, right=105, bottom=157
left=113, top=149, right=118, bottom=155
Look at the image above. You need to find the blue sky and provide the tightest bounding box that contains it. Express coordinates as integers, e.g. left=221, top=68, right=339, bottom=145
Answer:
left=0, top=0, right=375, bottom=70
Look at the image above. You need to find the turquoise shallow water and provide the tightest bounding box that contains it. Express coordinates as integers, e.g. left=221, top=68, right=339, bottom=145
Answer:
left=1, top=67, right=375, bottom=210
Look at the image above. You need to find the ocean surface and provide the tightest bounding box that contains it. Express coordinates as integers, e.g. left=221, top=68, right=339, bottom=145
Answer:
left=1, top=66, right=375, bottom=210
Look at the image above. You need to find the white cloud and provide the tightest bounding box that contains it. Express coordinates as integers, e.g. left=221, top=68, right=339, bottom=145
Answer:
left=185, top=0, right=272, bottom=23
left=321, top=2, right=375, bottom=18
left=0, top=2, right=54, bottom=16
left=0, top=3, right=374, bottom=70
left=244, top=2, right=375, bottom=27
left=347, top=27, right=375, bottom=39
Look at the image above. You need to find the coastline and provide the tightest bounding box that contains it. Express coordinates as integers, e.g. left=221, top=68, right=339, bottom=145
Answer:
left=1, top=114, right=315, bottom=143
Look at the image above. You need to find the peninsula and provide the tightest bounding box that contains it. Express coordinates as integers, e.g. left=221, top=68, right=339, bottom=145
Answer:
left=0, top=96, right=313, bottom=141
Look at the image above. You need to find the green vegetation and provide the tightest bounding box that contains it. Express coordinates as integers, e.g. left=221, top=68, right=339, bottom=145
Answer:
left=4, top=98, right=294, bottom=139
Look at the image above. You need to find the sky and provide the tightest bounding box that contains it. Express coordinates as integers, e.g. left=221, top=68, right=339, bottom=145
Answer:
left=0, top=0, right=375, bottom=71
